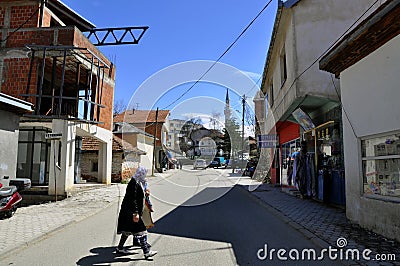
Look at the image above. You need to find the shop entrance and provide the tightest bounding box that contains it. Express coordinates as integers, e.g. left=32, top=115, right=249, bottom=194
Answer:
left=280, top=138, right=300, bottom=186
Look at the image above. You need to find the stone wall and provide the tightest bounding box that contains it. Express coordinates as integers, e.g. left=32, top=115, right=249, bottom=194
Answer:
left=81, top=151, right=140, bottom=183
left=80, top=152, right=98, bottom=182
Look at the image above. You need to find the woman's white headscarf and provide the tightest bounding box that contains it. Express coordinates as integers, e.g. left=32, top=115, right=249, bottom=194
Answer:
left=132, top=166, right=147, bottom=186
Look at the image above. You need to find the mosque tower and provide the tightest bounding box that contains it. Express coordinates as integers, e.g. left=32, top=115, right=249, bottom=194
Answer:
left=224, top=88, right=231, bottom=124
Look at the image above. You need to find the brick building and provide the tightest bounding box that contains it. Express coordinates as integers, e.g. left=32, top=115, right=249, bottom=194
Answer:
left=113, top=122, right=155, bottom=173
left=0, top=1, right=116, bottom=196
left=114, top=110, right=170, bottom=172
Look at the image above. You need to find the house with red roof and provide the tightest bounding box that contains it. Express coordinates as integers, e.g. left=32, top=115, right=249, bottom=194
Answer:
left=114, top=110, right=170, bottom=173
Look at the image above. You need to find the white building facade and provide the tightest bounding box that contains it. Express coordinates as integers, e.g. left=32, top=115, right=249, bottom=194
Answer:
left=261, top=0, right=381, bottom=187
left=320, top=0, right=400, bottom=242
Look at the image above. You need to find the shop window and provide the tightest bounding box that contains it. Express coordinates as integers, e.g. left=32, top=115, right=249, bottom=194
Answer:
left=362, top=132, right=400, bottom=198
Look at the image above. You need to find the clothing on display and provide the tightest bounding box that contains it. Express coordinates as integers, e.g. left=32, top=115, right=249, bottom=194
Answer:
left=291, top=141, right=315, bottom=197
left=293, top=151, right=316, bottom=197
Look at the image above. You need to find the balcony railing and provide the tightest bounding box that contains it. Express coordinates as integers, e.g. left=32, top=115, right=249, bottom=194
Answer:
left=20, top=45, right=110, bottom=124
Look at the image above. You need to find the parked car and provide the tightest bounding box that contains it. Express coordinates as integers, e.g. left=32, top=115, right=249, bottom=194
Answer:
left=208, top=160, right=220, bottom=168
left=208, top=157, right=226, bottom=168
left=193, top=159, right=207, bottom=169
left=215, top=157, right=226, bottom=166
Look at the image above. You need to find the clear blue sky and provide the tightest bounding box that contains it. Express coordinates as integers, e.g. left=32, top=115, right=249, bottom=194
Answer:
left=62, top=0, right=277, bottom=123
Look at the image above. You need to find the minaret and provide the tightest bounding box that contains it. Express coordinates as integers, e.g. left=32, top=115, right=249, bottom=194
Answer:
left=224, top=88, right=231, bottom=124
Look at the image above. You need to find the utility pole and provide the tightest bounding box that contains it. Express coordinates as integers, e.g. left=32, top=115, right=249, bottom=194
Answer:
left=241, top=95, right=246, bottom=169
left=151, top=108, right=159, bottom=176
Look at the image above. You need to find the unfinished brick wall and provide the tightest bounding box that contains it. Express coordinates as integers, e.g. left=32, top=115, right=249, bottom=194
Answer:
left=0, top=2, right=115, bottom=131
left=99, top=82, right=114, bottom=130
left=0, top=2, right=39, bottom=28
left=0, top=7, right=5, bottom=28
left=1, top=57, right=38, bottom=103
left=0, top=2, right=38, bottom=44
left=9, top=4, right=38, bottom=29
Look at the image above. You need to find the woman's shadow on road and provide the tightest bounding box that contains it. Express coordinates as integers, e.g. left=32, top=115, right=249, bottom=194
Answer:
left=76, top=245, right=151, bottom=265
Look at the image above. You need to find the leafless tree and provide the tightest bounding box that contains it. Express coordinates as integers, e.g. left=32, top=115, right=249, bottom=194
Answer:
left=211, top=111, right=222, bottom=130
left=113, top=99, right=127, bottom=116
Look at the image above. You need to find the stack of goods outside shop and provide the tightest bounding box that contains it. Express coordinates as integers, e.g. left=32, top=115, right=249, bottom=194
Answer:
left=286, top=106, right=345, bottom=205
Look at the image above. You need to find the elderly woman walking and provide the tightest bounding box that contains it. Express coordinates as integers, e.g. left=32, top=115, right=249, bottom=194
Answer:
left=116, top=166, right=157, bottom=259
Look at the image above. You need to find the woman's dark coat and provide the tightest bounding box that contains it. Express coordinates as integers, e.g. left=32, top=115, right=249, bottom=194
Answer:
left=117, top=178, right=146, bottom=234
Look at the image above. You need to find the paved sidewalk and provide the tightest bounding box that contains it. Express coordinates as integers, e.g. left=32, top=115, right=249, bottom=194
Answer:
left=0, top=170, right=176, bottom=260
left=244, top=183, right=400, bottom=266
left=0, top=184, right=125, bottom=260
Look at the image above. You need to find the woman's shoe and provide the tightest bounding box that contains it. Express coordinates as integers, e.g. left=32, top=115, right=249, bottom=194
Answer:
left=144, top=250, right=158, bottom=259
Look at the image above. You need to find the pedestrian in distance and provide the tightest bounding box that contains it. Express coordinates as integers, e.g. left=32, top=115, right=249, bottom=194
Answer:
left=116, top=166, right=157, bottom=259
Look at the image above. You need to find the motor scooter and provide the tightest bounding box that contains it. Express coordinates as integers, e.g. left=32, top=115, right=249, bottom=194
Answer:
left=0, top=177, right=31, bottom=218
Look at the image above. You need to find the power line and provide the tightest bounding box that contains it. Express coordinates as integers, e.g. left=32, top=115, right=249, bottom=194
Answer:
left=244, top=74, right=263, bottom=95
left=269, top=0, right=380, bottom=113
left=1, top=7, right=40, bottom=43
left=228, top=73, right=263, bottom=112
left=161, top=0, right=274, bottom=110
left=329, top=74, right=358, bottom=138
left=245, top=108, right=256, bottom=126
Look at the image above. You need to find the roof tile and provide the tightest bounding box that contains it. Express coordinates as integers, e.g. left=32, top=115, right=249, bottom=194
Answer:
left=114, top=110, right=170, bottom=123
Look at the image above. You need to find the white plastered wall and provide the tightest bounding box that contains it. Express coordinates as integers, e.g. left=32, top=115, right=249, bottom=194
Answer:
left=340, top=34, right=400, bottom=241
left=48, top=120, right=112, bottom=195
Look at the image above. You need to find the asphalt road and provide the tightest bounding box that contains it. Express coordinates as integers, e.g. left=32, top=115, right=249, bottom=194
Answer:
left=0, top=167, right=340, bottom=265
